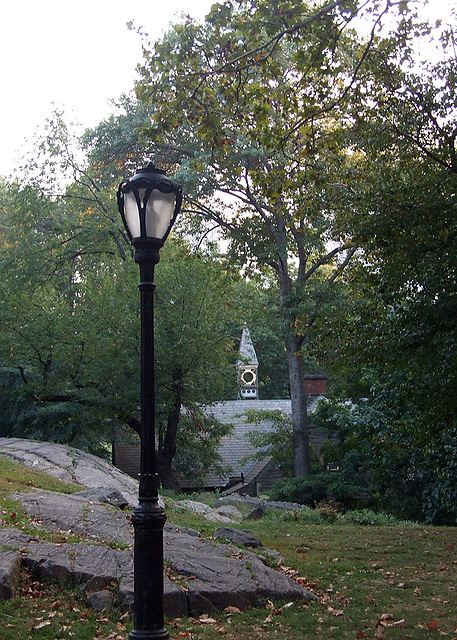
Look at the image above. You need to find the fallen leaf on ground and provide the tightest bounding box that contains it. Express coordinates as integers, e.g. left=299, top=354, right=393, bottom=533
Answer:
left=426, top=619, right=439, bottom=631
left=392, top=619, right=406, bottom=628
left=225, top=606, right=242, bottom=614
left=33, top=621, right=52, bottom=630
left=356, top=631, right=369, bottom=639
left=198, top=615, right=217, bottom=624
left=377, top=613, right=394, bottom=627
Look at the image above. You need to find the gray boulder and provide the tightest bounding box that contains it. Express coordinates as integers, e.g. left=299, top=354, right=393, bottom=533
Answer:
left=0, top=437, right=139, bottom=506
left=0, top=490, right=314, bottom=616
left=214, top=527, right=263, bottom=548
left=10, top=489, right=133, bottom=545
left=88, top=590, right=114, bottom=611
left=0, top=550, right=21, bottom=599
left=214, top=505, right=243, bottom=521
left=0, top=439, right=316, bottom=617
left=76, top=487, right=129, bottom=509
left=215, top=495, right=305, bottom=513
left=18, top=538, right=132, bottom=587
left=164, top=527, right=311, bottom=615
left=172, top=500, right=236, bottom=524
left=243, top=505, right=266, bottom=520
left=119, top=574, right=189, bottom=619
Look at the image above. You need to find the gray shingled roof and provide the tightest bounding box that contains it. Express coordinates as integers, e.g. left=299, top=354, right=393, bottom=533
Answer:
left=203, top=398, right=323, bottom=487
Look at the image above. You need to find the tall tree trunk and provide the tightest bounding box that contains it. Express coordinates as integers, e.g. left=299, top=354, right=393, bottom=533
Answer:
left=277, top=258, right=311, bottom=478
left=286, top=333, right=310, bottom=478
left=157, top=368, right=184, bottom=492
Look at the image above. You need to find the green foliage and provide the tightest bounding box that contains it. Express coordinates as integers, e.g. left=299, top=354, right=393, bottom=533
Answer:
left=170, top=405, right=233, bottom=487
left=3, top=0, right=455, bottom=508
left=242, top=409, right=294, bottom=475
left=315, top=500, right=339, bottom=522
left=132, top=0, right=410, bottom=476
left=308, top=26, right=457, bottom=524
left=0, top=174, right=138, bottom=454
left=0, top=112, right=246, bottom=482
left=154, top=239, right=239, bottom=408
left=312, top=393, right=457, bottom=525
left=341, top=508, right=412, bottom=527
left=268, top=468, right=372, bottom=510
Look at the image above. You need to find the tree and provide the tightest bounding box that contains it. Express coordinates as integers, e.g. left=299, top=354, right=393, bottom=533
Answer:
left=0, top=179, right=131, bottom=454
left=311, top=18, right=457, bottom=523
left=0, top=111, right=245, bottom=486
left=347, top=19, right=457, bottom=448
left=242, top=409, right=294, bottom=476
left=150, top=239, right=241, bottom=489
left=132, top=0, right=410, bottom=477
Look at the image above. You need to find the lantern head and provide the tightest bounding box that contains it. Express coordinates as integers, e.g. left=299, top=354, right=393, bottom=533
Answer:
left=117, top=163, right=182, bottom=245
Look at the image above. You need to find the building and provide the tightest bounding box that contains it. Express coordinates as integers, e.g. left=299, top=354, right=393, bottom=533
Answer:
left=113, top=328, right=327, bottom=495
left=201, top=396, right=326, bottom=496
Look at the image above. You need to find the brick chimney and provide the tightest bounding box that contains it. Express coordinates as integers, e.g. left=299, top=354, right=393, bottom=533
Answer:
left=304, top=374, right=327, bottom=396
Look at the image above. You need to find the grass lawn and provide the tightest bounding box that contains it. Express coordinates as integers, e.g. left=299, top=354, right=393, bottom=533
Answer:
left=0, top=456, right=456, bottom=639
left=164, top=504, right=457, bottom=640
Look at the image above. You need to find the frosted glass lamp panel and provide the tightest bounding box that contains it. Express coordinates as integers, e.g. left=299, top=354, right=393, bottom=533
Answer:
left=145, top=189, right=175, bottom=239
left=123, top=191, right=142, bottom=239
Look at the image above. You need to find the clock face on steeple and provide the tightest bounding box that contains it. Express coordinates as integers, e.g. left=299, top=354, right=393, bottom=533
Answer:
left=241, top=367, right=257, bottom=386
left=239, top=365, right=258, bottom=398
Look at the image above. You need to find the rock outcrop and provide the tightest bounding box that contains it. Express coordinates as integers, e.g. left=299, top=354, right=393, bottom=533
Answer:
left=0, top=438, right=315, bottom=617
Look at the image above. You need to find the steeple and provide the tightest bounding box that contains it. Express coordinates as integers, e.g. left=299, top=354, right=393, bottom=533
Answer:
left=237, top=327, right=259, bottom=399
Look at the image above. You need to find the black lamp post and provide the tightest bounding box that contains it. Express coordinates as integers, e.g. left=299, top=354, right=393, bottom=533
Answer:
left=117, top=163, right=182, bottom=640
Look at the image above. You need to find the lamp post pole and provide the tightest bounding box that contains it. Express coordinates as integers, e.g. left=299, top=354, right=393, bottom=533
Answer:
left=118, top=164, right=182, bottom=640
left=131, top=238, right=167, bottom=640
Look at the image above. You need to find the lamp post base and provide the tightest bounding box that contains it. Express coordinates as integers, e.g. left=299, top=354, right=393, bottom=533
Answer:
left=129, top=629, right=169, bottom=640
left=129, top=499, right=168, bottom=640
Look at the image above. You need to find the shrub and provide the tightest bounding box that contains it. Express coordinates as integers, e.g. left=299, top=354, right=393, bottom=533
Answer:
left=316, top=500, right=339, bottom=522
left=269, top=470, right=373, bottom=510
left=341, top=509, right=415, bottom=527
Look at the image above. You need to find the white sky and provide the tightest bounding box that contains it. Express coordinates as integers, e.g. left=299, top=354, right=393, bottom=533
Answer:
left=0, top=0, right=454, bottom=178
left=0, top=0, right=213, bottom=178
